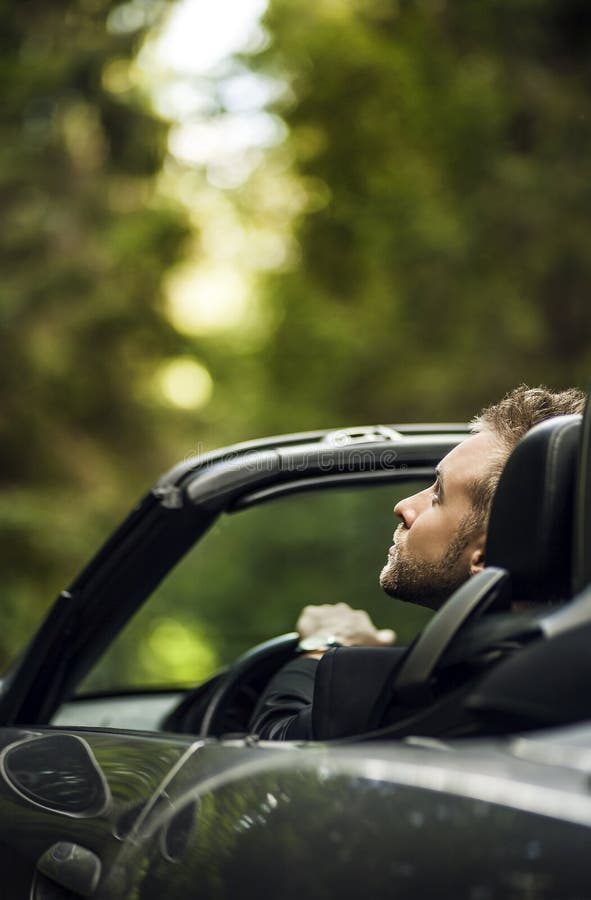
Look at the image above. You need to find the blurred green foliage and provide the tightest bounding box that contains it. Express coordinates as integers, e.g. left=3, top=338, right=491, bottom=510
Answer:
left=1, top=0, right=591, bottom=686
left=247, top=0, right=591, bottom=430
left=0, top=0, right=194, bottom=662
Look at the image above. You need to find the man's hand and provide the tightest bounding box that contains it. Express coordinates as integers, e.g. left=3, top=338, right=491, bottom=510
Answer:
left=296, top=602, right=396, bottom=656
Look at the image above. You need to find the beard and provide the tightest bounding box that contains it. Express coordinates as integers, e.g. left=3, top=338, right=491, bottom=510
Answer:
left=379, top=520, right=475, bottom=611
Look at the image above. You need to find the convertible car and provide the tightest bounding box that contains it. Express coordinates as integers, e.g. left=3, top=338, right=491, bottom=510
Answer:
left=1, top=403, right=591, bottom=899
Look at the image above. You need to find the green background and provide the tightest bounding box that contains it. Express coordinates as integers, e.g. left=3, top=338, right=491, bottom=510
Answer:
left=1, top=0, right=590, bottom=686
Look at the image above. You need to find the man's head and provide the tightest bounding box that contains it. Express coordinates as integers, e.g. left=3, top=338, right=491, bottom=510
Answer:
left=379, top=385, right=586, bottom=610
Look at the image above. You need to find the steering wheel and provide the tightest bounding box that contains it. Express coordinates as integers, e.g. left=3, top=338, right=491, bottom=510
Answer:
left=198, top=632, right=300, bottom=737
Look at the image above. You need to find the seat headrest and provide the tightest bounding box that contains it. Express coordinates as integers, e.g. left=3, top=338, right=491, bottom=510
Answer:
left=485, top=414, right=581, bottom=605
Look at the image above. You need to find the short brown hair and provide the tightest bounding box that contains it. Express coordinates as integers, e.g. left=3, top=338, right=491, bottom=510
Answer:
left=467, top=385, right=586, bottom=535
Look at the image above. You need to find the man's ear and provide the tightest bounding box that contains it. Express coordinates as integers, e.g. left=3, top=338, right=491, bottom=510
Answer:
left=469, top=535, right=486, bottom=575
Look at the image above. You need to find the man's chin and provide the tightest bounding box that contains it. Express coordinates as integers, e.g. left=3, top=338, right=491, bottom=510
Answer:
left=379, top=561, right=452, bottom=611
left=379, top=562, right=397, bottom=597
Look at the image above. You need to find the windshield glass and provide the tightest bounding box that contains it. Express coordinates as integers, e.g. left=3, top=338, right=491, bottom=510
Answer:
left=80, top=480, right=432, bottom=693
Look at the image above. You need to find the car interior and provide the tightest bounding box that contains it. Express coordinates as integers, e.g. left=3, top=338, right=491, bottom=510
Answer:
left=201, top=413, right=590, bottom=739
left=163, top=408, right=590, bottom=743
left=44, top=395, right=591, bottom=746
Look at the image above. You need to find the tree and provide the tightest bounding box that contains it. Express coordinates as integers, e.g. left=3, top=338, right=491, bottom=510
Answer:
left=0, top=0, right=191, bottom=664
left=243, top=0, right=591, bottom=431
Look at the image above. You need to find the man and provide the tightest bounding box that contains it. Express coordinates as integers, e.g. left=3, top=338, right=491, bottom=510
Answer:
left=250, top=385, right=586, bottom=740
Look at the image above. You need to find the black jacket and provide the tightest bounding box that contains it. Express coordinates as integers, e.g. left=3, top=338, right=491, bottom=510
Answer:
left=249, top=647, right=407, bottom=740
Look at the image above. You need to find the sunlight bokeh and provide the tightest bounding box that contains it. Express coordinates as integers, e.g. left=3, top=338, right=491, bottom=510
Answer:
left=148, top=0, right=268, bottom=75
left=138, top=0, right=286, bottom=336
left=140, top=617, right=219, bottom=684
left=165, top=263, right=251, bottom=335
left=156, top=358, right=214, bottom=410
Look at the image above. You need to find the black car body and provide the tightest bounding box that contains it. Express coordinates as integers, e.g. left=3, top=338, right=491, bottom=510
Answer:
left=1, top=417, right=591, bottom=899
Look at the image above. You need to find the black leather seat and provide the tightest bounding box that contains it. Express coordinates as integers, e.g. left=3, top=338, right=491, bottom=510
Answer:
left=486, top=413, right=581, bottom=606
left=464, top=397, right=591, bottom=732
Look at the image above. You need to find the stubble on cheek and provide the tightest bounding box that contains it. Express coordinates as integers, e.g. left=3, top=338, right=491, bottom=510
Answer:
left=380, top=527, right=407, bottom=593
left=379, top=519, right=476, bottom=610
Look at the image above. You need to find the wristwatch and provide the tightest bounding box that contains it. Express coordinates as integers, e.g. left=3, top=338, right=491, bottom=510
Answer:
left=297, top=633, right=343, bottom=653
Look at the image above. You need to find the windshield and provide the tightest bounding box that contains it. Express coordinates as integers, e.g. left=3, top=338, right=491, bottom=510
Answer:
left=80, top=481, right=432, bottom=694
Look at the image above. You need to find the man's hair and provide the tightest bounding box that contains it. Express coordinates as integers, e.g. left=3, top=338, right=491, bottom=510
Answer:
left=467, top=385, right=586, bottom=535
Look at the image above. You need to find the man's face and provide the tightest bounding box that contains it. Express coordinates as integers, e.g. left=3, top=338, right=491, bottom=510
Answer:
left=379, top=431, right=499, bottom=610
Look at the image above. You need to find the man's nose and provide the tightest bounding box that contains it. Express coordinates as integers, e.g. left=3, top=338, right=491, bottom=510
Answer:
left=394, top=489, right=429, bottom=528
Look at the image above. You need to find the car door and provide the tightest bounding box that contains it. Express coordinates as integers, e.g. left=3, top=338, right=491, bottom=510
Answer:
left=0, top=726, right=196, bottom=899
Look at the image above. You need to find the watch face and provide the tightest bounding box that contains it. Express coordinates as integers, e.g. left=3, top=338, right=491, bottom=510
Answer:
left=298, top=635, right=342, bottom=653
